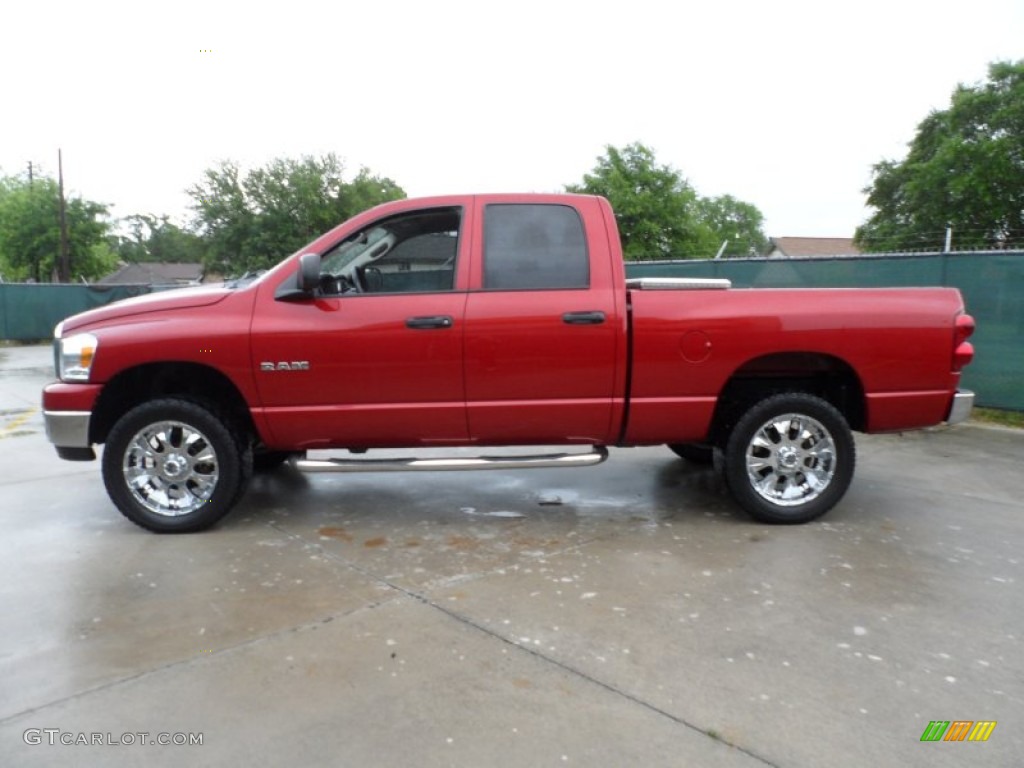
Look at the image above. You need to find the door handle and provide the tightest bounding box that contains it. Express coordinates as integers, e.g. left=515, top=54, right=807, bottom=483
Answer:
left=405, top=315, right=454, bottom=330
left=562, top=311, right=606, bottom=325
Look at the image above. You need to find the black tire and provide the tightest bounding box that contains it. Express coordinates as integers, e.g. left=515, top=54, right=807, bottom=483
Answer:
left=253, top=449, right=292, bottom=472
left=724, top=393, right=855, bottom=524
left=668, top=443, right=714, bottom=464
left=101, top=398, right=252, bottom=533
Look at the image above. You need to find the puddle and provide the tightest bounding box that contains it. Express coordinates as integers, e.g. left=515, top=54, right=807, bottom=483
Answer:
left=461, top=507, right=526, bottom=519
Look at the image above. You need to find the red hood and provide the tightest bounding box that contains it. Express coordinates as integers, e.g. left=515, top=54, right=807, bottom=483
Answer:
left=58, top=285, right=234, bottom=335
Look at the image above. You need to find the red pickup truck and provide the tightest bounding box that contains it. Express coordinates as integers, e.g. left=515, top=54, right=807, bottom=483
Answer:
left=43, top=194, right=975, bottom=532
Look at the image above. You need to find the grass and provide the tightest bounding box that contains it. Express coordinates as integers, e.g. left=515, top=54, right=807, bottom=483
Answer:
left=972, top=407, right=1024, bottom=429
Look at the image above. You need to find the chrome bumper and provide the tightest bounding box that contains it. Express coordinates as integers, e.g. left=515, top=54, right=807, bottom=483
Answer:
left=946, top=390, right=975, bottom=426
left=44, top=410, right=92, bottom=447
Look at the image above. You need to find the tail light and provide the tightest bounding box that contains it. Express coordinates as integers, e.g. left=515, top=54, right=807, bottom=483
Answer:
left=953, top=313, right=975, bottom=372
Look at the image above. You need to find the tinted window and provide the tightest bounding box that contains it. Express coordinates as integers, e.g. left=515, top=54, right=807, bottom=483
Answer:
left=483, top=204, right=589, bottom=290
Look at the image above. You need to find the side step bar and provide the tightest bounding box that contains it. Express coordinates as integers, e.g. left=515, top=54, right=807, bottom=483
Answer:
left=292, top=447, right=609, bottom=473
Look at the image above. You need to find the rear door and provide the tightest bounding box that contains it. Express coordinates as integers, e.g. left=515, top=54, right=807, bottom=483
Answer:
left=462, top=198, right=621, bottom=444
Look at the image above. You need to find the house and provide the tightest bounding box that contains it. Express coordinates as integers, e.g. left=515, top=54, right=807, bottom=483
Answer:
left=766, top=237, right=861, bottom=258
left=98, top=262, right=204, bottom=287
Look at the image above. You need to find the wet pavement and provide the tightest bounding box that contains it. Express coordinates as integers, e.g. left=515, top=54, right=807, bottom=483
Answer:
left=1, top=343, right=1021, bottom=767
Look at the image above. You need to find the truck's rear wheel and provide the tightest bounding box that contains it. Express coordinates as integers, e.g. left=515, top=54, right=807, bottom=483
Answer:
left=724, top=393, right=854, bottom=524
left=102, top=398, right=251, bottom=533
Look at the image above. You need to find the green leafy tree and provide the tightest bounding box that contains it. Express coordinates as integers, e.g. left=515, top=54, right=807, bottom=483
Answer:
left=567, top=143, right=768, bottom=259
left=113, top=214, right=204, bottom=264
left=0, top=172, right=112, bottom=282
left=857, top=60, right=1024, bottom=251
left=567, top=143, right=716, bottom=259
left=697, top=194, right=769, bottom=256
left=188, top=154, right=405, bottom=274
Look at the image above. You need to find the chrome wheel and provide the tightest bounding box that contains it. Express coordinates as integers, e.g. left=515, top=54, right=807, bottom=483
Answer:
left=104, top=398, right=250, bottom=532
left=724, top=392, right=854, bottom=523
left=123, top=420, right=220, bottom=517
left=744, top=412, right=837, bottom=507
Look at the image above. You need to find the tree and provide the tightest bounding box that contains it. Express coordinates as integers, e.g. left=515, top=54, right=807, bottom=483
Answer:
left=113, top=214, right=204, bottom=264
left=696, top=194, right=769, bottom=257
left=567, top=143, right=768, bottom=259
left=188, top=154, right=405, bottom=274
left=857, top=60, right=1024, bottom=251
left=567, top=143, right=715, bottom=259
left=0, top=172, right=112, bottom=282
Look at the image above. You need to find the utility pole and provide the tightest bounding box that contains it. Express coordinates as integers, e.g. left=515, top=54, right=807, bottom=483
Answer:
left=27, top=161, right=34, bottom=187
left=58, top=149, right=71, bottom=283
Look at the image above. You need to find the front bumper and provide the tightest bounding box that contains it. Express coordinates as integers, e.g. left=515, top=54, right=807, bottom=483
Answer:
left=43, top=410, right=95, bottom=460
left=42, top=381, right=101, bottom=461
left=946, top=389, right=975, bottom=425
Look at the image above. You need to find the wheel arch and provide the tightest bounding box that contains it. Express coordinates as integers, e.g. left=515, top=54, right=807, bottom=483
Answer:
left=707, top=352, right=866, bottom=446
left=89, top=363, right=256, bottom=446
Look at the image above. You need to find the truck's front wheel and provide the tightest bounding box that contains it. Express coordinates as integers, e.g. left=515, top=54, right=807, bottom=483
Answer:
left=102, top=398, right=251, bottom=533
left=724, top=393, right=855, bottom=524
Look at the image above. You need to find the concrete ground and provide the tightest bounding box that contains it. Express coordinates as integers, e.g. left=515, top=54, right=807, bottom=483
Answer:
left=1, top=343, right=1020, bottom=767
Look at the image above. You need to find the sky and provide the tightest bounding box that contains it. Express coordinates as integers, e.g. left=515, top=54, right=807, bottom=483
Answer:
left=1, top=0, right=1021, bottom=239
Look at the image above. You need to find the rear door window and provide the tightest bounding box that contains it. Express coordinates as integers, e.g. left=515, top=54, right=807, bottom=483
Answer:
left=483, top=204, right=589, bottom=290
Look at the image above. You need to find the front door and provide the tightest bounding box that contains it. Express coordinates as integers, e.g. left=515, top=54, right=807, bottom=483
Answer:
left=250, top=206, right=470, bottom=449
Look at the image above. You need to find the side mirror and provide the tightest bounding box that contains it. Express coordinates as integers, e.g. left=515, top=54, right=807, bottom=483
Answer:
left=275, top=253, right=321, bottom=301
left=297, top=252, right=320, bottom=292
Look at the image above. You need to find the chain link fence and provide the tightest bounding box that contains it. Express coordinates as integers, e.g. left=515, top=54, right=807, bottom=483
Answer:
left=0, top=283, right=153, bottom=341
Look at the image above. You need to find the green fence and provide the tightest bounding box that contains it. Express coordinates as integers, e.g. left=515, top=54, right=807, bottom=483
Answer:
left=626, top=251, right=1024, bottom=411
left=0, top=283, right=153, bottom=342
left=3, top=252, right=1022, bottom=410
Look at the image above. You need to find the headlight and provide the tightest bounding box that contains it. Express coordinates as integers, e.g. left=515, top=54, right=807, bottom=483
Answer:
left=58, top=333, right=99, bottom=382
